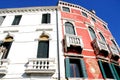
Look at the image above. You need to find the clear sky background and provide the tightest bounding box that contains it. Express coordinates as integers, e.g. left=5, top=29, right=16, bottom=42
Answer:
left=0, top=0, right=120, bottom=47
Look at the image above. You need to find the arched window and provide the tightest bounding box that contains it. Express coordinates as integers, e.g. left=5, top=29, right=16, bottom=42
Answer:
left=111, top=40, right=119, bottom=52
left=37, top=32, right=49, bottom=58
left=65, top=22, right=75, bottom=35
left=88, top=27, right=96, bottom=40
left=99, top=32, right=106, bottom=42
left=0, top=34, right=13, bottom=59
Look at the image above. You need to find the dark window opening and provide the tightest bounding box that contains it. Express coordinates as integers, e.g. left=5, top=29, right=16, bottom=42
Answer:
left=12, top=15, right=22, bottom=25
left=42, top=13, right=50, bottom=24
left=91, top=17, right=96, bottom=22
left=0, top=42, right=12, bottom=59
left=62, top=7, right=70, bottom=12
left=114, top=65, right=120, bottom=78
left=0, top=16, right=6, bottom=25
left=37, top=41, right=49, bottom=58
left=67, top=45, right=82, bottom=53
left=98, top=61, right=114, bottom=79
left=70, top=59, right=83, bottom=77
left=81, top=11, right=88, bottom=17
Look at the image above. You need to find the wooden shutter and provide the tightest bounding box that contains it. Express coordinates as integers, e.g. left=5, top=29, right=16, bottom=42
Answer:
left=65, top=58, right=70, bottom=78
left=80, top=59, right=88, bottom=78
left=111, top=64, right=120, bottom=79
left=98, top=60, right=107, bottom=78
left=108, top=63, right=117, bottom=79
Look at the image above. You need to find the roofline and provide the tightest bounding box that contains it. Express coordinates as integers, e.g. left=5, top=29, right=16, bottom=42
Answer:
left=58, top=1, right=108, bottom=25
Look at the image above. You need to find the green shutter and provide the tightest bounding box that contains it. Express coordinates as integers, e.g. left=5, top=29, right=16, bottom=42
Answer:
left=98, top=60, right=107, bottom=78
left=65, top=58, right=70, bottom=78
left=80, top=59, right=88, bottom=78
left=111, top=63, right=119, bottom=79
left=109, top=63, right=116, bottom=79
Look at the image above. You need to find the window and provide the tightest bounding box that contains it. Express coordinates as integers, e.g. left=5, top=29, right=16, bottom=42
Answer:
left=0, top=16, right=6, bottom=25
left=0, top=35, right=13, bottom=59
left=81, top=11, right=88, bottom=17
left=62, top=7, right=70, bottom=12
left=65, top=58, right=87, bottom=78
left=88, top=27, right=96, bottom=40
left=42, top=13, right=51, bottom=24
left=91, top=17, right=96, bottom=22
left=65, top=22, right=75, bottom=35
left=111, top=64, right=120, bottom=79
left=99, top=32, right=106, bottom=42
left=37, top=34, right=49, bottom=58
left=103, top=25, right=108, bottom=30
left=98, top=60, right=116, bottom=79
left=12, top=15, right=22, bottom=25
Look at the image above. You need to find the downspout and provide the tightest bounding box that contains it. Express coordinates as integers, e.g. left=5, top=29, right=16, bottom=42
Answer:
left=55, top=8, right=60, bottom=80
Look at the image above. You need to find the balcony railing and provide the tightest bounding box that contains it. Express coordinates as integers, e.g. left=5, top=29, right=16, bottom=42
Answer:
left=109, top=45, right=119, bottom=56
left=92, top=39, right=109, bottom=55
left=65, top=34, right=83, bottom=48
left=25, top=58, right=55, bottom=74
left=0, top=59, right=9, bottom=74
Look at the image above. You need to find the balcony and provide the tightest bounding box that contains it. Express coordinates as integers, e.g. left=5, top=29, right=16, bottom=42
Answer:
left=109, top=45, right=120, bottom=61
left=0, top=59, right=9, bottom=74
left=92, top=39, right=109, bottom=57
left=65, top=34, right=83, bottom=52
left=25, top=58, right=55, bottom=75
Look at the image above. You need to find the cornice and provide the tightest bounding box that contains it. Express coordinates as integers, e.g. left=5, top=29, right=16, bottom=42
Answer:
left=59, top=1, right=107, bottom=25
left=0, top=6, right=58, bottom=14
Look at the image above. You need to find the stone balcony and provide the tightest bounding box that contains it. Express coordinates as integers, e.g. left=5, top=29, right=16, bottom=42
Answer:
left=65, top=34, right=83, bottom=52
left=92, top=39, right=109, bottom=57
left=0, top=59, right=9, bottom=74
left=25, top=58, right=55, bottom=75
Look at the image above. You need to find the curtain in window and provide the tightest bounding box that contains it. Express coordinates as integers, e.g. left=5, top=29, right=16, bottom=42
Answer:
left=37, top=41, right=49, bottom=58
left=65, top=22, right=75, bottom=35
left=88, top=27, right=96, bottom=40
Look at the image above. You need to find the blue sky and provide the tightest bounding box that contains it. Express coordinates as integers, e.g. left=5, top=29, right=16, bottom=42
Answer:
left=0, top=0, right=120, bottom=47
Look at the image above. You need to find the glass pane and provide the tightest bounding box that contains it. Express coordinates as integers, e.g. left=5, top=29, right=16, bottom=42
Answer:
left=42, top=13, right=50, bottom=23
left=12, top=15, right=22, bottom=25
left=65, top=22, right=75, bottom=35
left=99, top=32, right=106, bottom=42
left=88, top=27, right=96, bottom=40
left=63, top=7, right=70, bottom=12
left=37, top=41, right=49, bottom=58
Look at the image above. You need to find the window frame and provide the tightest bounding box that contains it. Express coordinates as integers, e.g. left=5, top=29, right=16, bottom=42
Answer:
left=41, top=13, right=51, bottom=24
left=88, top=27, right=97, bottom=40
left=65, top=57, right=87, bottom=78
left=62, top=6, right=70, bottom=12
left=81, top=11, right=88, bottom=18
left=65, top=22, right=76, bottom=35
left=0, top=16, right=6, bottom=25
left=12, top=15, right=22, bottom=25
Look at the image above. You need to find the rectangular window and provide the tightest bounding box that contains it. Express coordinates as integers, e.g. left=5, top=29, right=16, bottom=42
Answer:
left=0, top=16, right=6, bottom=25
left=37, top=41, right=49, bottom=58
left=0, top=41, right=12, bottom=59
left=12, top=15, right=22, bottom=25
left=65, top=58, right=87, bottom=78
left=42, top=13, right=51, bottom=24
left=62, top=7, right=70, bottom=12
left=98, top=60, right=116, bottom=79
left=81, top=11, right=88, bottom=17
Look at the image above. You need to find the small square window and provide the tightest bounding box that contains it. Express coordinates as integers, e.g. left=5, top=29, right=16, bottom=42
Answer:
left=62, top=7, right=70, bottom=12
left=103, top=25, right=108, bottom=29
left=81, top=11, right=88, bottom=17
left=91, top=17, right=96, bottom=22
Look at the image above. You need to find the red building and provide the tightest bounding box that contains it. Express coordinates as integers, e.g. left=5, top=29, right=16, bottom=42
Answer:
left=58, top=1, right=120, bottom=80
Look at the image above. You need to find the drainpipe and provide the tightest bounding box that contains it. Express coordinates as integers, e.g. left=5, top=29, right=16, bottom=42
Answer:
left=55, top=8, right=60, bottom=80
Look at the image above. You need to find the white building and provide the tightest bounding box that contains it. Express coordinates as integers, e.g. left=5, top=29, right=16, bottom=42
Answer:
left=0, top=6, right=62, bottom=80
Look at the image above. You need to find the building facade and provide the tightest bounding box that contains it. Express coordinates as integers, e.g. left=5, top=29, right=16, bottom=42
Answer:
left=0, top=1, right=119, bottom=80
